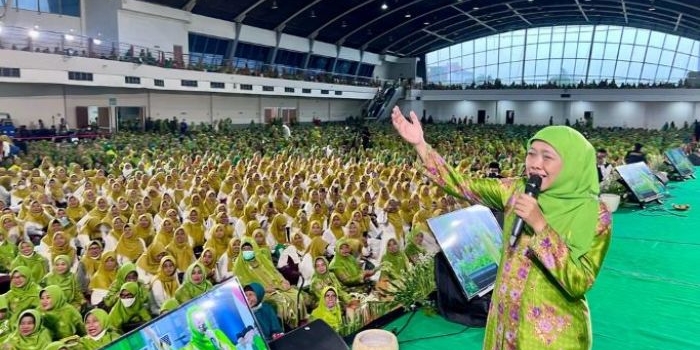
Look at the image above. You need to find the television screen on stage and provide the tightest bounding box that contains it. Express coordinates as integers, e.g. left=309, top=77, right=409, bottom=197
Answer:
left=665, top=148, right=695, bottom=178
left=615, top=162, right=666, bottom=203
left=427, top=205, right=503, bottom=300
left=102, top=277, right=269, bottom=350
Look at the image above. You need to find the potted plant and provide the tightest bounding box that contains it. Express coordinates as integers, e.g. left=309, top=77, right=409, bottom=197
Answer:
left=599, top=173, right=626, bottom=212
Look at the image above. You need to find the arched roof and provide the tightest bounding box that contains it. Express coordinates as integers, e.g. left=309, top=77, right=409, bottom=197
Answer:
left=143, top=0, right=700, bottom=57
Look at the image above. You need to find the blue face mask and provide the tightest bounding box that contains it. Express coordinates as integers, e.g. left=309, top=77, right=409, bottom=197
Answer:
left=242, top=250, right=255, bottom=261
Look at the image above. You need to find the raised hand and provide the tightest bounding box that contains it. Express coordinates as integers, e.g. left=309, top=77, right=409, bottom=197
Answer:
left=391, top=106, right=425, bottom=147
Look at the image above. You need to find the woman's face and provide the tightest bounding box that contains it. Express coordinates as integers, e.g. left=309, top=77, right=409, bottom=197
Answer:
left=214, top=226, right=225, bottom=239
left=125, top=271, right=138, bottom=282
left=388, top=239, right=399, bottom=253
left=324, top=289, right=338, bottom=308
left=311, top=222, right=322, bottom=235
left=18, top=315, right=35, bottom=336
left=191, top=266, right=204, bottom=284
left=89, top=243, right=102, bottom=258
left=347, top=222, right=358, bottom=236
left=11, top=271, right=27, bottom=287
left=53, top=233, right=66, bottom=247
left=202, top=251, right=214, bottom=265
left=162, top=260, right=176, bottom=276
left=163, top=220, right=173, bottom=232
left=30, top=201, right=42, bottom=213
left=20, top=242, right=33, bottom=256
left=139, top=216, right=150, bottom=228
left=336, top=202, right=345, bottom=212
left=85, top=314, right=103, bottom=337
left=525, top=140, right=563, bottom=192
left=104, top=257, right=117, bottom=271
left=414, top=232, right=424, bottom=245
left=175, top=229, right=187, bottom=243
left=97, top=198, right=107, bottom=210
left=123, top=225, right=133, bottom=237
left=55, top=259, right=68, bottom=274
left=353, top=212, right=362, bottom=222
left=339, top=243, right=351, bottom=257
left=254, top=233, right=265, bottom=245
left=293, top=234, right=303, bottom=246
left=40, top=292, right=54, bottom=310
left=314, top=258, right=327, bottom=274
left=189, top=210, right=198, bottom=222
left=332, top=216, right=341, bottom=227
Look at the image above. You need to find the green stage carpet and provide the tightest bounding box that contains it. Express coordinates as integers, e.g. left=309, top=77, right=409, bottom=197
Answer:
left=383, top=169, right=700, bottom=350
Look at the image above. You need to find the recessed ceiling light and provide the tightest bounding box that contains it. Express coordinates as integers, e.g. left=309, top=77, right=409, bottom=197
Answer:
left=423, top=21, right=430, bottom=25
left=381, top=3, right=388, bottom=10
left=405, top=13, right=411, bottom=18
left=473, top=7, right=479, bottom=10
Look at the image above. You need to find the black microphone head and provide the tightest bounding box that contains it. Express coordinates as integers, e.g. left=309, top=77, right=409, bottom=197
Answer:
left=526, top=175, right=543, bottom=196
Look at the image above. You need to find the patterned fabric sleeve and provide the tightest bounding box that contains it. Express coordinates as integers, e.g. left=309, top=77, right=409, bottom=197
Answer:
left=527, top=204, right=612, bottom=299
left=420, top=144, right=517, bottom=211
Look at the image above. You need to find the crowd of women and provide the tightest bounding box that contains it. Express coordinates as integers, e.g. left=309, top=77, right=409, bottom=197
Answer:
left=0, top=121, right=688, bottom=349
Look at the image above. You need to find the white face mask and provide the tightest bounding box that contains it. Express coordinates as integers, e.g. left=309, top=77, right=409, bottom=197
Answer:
left=121, top=297, right=136, bottom=308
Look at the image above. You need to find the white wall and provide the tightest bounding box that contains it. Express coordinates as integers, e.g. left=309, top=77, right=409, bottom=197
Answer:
left=498, top=101, right=564, bottom=125
left=84, top=0, right=120, bottom=43
left=0, top=83, right=65, bottom=126
left=117, top=10, right=189, bottom=53
left=419, top=100, right=498, bottom=122
left=148, top=92, right=211, bottom=123
left=212, top=95, right=259, bottom=124
left=2, top=8, right=83, bottom=35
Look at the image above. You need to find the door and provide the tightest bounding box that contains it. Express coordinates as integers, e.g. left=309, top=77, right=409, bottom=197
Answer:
left=477, top=110, right=486, bottom=124
left=75, top=106, right=89, bottom=128
left=506, top=110, right=515, bottom=125
left=97, top=107, right=110, bottom=131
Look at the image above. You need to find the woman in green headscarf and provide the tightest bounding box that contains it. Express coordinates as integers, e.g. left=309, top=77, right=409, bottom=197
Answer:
left=107, top=281, right=152, bottom=334
left=10, top=241, right=49, bottom=283
left=174, top=262, right=213, bottom=304
left=309, top=287, right=343, bottom=332
left=0, top=295, right=11, bottom=343
left=3, top=309, right=52, bottom=350
left=103, top=263, right=150, bottom=310
left=79, top=308, right=121, bottom=349
left=328, top=238, right=373, bottom=293
left=379, top=238, right=409, bottom=281
left=2, top=266, right=41, bottom=327
left=181, top=305, right=237, bottom=350
left=403, top=228, right=427, bottom=265
left=39, top=285, right=85, bottom=340
left=392, top=110, right=611, bottom=350
left=233, top=238, right=307, bottom=328
left=0, top=230, right=17, bottom=274
left=309, top=256, right=357, bottom=308
left=40, top=255, right=85, bottom=310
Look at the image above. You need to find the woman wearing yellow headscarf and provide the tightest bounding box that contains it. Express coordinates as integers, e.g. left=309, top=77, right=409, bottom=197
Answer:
left=331, top=201, right=349, bottom=226
left=228, top=197, right=246, bottom=220
left=218, top=236, right=241, bottom=280
left=150, top=255, right=180, bottom=311
left=268, top=214, right=289, bottom=245
left=114, top=224, right=146, bottom=265
left=308, top=202, right=327, bottom=230
left=252, top=229, right=273, bottom=262
left=46, top=231, right=76, bottom=267
left=322, top=213, right=345, bottom=253
left=182, top=208, right=206, bottom=248
left=89, top=251, right=118, bottom=292
left=135, top=241, right=167, bottom=285
left=133, top=213, right=156, bottom=246
left=198, top=247, right=221, bottom=284
left=22, top=200, right=52, bottom=229
left=86, top=197, right=109, bottom=221
left=152, top=217, right=175, bottom=248
left=65, top=195, right=87, bottom=223
left=166, top=227, right=196, bottom=272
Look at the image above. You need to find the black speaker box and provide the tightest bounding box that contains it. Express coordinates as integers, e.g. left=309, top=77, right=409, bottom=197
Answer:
left=269, top=319, right=349, bottom=350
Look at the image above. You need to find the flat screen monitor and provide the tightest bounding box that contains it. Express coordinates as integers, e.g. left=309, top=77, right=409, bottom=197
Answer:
left=102, top=277, right=268, bottom=350
left=664, top=148, right=695, bottom=178
left=615, top=162, right=666, bottom=203
left=427, top=205, right=503, bottom=300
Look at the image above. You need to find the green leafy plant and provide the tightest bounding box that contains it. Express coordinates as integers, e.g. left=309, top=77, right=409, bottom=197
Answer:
left=379, top=252, right=437, bottom=310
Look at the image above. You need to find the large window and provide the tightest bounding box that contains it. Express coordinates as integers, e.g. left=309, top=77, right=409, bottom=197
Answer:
left=14, top=0, right=80, bottom=16
left=426, top=25, right=700, bottom=86
left=188, top=33, right=231, bottom=67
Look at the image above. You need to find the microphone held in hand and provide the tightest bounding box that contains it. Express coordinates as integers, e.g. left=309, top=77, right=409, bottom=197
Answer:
left=510, top=175, right=543, bottom=247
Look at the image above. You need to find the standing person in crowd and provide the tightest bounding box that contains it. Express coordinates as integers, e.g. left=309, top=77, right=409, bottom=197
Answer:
left=391, top=106, right=612, bottom=349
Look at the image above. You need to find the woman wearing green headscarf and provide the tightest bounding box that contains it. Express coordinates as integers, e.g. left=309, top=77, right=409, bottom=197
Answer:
left=309, top=256, right=351, bottom=305
left=328, top=238, right=373, bottom=293
left=10, top=241, right=49, bottom=283
left=39, top=285, right=85, bottom=340
left=380, top=238, right=409, bottom=281
left=40, top=255, right=85, bottom=310
left=0, top=230, right=17, bottom=274
left=309, top=287, right=343, bottom=332
left=107, top=281, right=152, bottom=334
left=233, top=237, right=307, bottom=328
left=0, top=295, right=11, bottom=343
left=3, top=309, right=52, bottom=350
left=392, top=108, right=611, bottom=350
left=79, top=308, right=121, bottom=349
left=174, top=262, right=213, bottom=304
left=181, top=304, right=237, bottom=350
left=103, top=263, right=150, bottom=310
left=2, top=266, right=41, bottom=328
left=403, top=228, right=427, bottom=264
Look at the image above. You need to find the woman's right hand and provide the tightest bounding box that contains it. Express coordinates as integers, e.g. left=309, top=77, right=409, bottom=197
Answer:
left=391, top=106, right=425, bottom=147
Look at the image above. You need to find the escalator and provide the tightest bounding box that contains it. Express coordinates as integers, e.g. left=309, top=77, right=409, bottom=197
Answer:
left=365, top=85, right=404, bottom=121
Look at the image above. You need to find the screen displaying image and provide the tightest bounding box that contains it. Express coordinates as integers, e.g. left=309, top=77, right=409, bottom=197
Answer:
left=665, top=148, right=695, bottom=178
left=427, top=205, right=503, bottom=300
left=616, top=162, right=665, bottom=202
left=103, top=277, right=268, bottom=350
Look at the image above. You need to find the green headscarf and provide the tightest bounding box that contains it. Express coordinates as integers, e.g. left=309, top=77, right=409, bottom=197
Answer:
left=107, top=281, right=152, bottom=333
left=0, top=295, right=10, bottom=342
left=327, top=238, right=363, bottom=285
left=4, top=266, right=41, bottom=326
left=380, top=238, right=409, bottom=280
left=159, top=298, right=180, bottom=314
left=80, top=308, right=121, bottom=350
left=309, top=256, right=350, bottom=304
left=10, top=241, right=48, bottom=282
left=40, top=285, right=85, bottom=340
left=104, top=263, right=148, bottom=308
left=184, top=305, right=237, bottom=350
left=310, top=286, right=342, bottom=331
left=527, top=126, right=601, bottom=260
left=41, top=255, right=83, bottom=308
left=404, top=229, right=426, bottom=261
left=232, top=237, right=284, bottom=288
left=7, top=309, right=52, bottom=350
left=174, top=262, right=213, bottom=304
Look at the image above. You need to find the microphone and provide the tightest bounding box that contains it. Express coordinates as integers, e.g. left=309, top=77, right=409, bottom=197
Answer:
left=510, top=175, right=542, bottom=247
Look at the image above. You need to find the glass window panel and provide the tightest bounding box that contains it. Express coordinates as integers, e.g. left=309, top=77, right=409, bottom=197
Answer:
left=601, top=60, right=616, bottom=79
left=498, top=47, right=511, bottom=63
left=485, top=64, right=498, bottom=80
left=659, top=50, right=675, bottom=67
left=618, top=44, right=633, bottom=61
left=535, top=59, right=549, bottom=78
left=591, top=43, right=604, bottom=59
left=606, top=27, right=622, bottom=44
left=565, top=26, right=579, bottom=41
left=577, top=42, right=591, bottom=58
left=632, top=45, right=647, bottom=61
left=15, top=0, right=39, bottom=11
left=462, top=55, right=474, bottom=70
left=656, top=65, right=671, bottom=82
left=552, top=28, right=565, bottom=42
left=635, top=29, right=650, bottom=45
left=475, top=51, right=486, bottom=65
left=640, top=63, right=657, bottom=81
left=645, top=47, right=661, bottom=63
left=537, top=43, right=550, bottom=59
left=549, top=58, right=562, bottom=77
left=550, top=42, right=564, bottom=58
left=451, top=43, right=462, bottom=57
left=524, top=60, right=536, bottom=81
left=621, top=27, right=636, bottom=44
left=486, top=50, right=498, bottom=66
left=663, top=35, right=679, bottom=50
left=574, top=59, right=587, bottom=77
left=688, top=56, right=698, bottom=71
left=669, top=68, right=686, bottom=82
left=474, top=38, right=486, bottom=52
left=562, top=59, right=575, bottom=76
left=498, top=62, right=509, bottom=79
left=437, top=47, right=450, bottom=62
left=462, top=41, right=474, bottom=55
left=588, top=60, right=602, bottom=80
left=527, top=28, right=539, bottom=44
left=673, top=53, right=689, bottom=69
left=474, top=66, right=486, bottom=82
left=486, top=36, right=499, bottom=50
left=500, top=33, right=512, bottom=48
left=511, top=46, right=524, bottom=61
left=512, top=30, right=526, bottom=46
left=677, top=38, right=693, bottom=54
left=604, top=43, right=619, bottom=60
left=563, top=42, right=578, bottom=59
left=538, top=27, right=552, bottom=43
left=510, top=62, right=522, bottom=81
left=615, top=61, right=630, bottom=79
left=593, top=27, right=608, bottom=42
left=628, top=62, right=643, bottom=80
left=426, top=51, right=438, bottom=64
left=525, top=44, right=537, bottom=60
left=648, top=31, right=665, bottom=48
left=578, top=26, right=594, bottom=42
left=39, top=0, right=52, bottom=13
